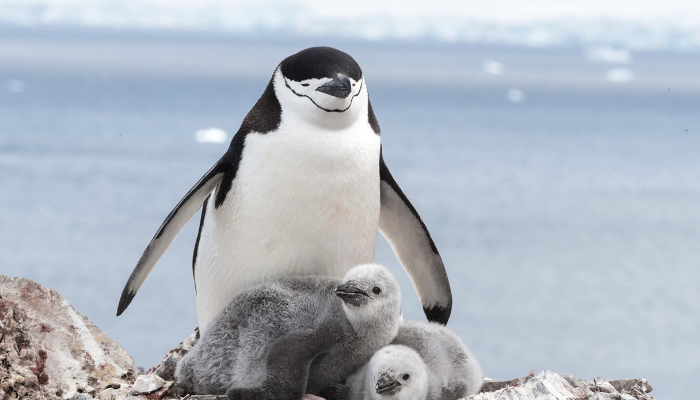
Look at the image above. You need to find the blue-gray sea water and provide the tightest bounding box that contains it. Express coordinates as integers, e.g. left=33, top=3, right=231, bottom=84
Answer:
left=1, top=27, right=699, bottom=399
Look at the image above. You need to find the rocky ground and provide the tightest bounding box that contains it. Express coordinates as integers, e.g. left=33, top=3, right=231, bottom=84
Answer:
left=0, top=276, right=656, bottom=400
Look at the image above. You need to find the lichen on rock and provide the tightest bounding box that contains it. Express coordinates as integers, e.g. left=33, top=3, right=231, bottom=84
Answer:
left=0, top=275, right=136, bottom=399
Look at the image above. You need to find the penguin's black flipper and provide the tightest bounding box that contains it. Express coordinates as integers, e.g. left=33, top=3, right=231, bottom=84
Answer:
left=117, top=160, right=225, bottom=316
left=378, top=150, right=452, bottom=325
left=118, top=78, right=281, bottom=317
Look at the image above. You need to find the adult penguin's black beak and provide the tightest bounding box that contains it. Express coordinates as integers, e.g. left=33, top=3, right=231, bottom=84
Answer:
left=316, top=75, right=352, bottom=98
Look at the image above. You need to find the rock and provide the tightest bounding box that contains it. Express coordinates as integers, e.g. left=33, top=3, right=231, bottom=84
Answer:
left=71, top=394, right=97, bottom=400
left=98, top=387, right=136, bottom=400
left=129, top=374, right=166, bottom=395
left=148, top=330, right=198, bottom=381
left=0, top=275, right=136, bottom=400
left=609, top=378, right=653, bottom=395
left=480, top=370, right=535, bottom=393
left=101, top=377, right=126, bottom=391
left=470, top=369, right=655, bottom=400
left=90, top=330, right=197, bottom=400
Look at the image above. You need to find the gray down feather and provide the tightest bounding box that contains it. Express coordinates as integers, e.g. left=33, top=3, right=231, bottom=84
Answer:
left=391, top=320, right=484, bottom=399
left=175, top=264, right=402, bottom=399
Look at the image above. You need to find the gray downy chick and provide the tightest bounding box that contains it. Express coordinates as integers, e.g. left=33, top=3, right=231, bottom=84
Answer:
left=344, top=344, right=429, bottom=400
left=174, top=263, right=402, bottom=400
left=391, top=320, right=483, bottom=399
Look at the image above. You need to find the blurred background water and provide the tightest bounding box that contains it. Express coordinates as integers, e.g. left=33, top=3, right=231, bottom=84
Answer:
left=1, top=2, right=700, bottom=399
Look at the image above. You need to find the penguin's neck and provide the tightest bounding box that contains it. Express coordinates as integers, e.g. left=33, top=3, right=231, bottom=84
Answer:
left=343, top=303, right=400, bottom=351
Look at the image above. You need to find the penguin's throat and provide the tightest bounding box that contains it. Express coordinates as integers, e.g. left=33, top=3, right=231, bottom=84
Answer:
left=343, top=302, right=400, bottom=346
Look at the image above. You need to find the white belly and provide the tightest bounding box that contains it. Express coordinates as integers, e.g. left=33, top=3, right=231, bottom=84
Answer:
left=194, top=122, right=381, bottom=331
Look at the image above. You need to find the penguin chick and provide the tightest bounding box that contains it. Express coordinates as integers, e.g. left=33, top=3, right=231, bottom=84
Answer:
left=391, top=320, right=483, bottom=399
left=345, top=345, right=429, bottom=400
left=174, top=264, right=402, bottom=400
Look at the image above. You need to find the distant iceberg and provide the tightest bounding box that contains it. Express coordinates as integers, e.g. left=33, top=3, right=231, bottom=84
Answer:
left=1, top=0, right=700, bottom=51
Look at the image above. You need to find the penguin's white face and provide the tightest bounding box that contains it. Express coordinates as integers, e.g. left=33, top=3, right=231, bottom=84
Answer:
left=283, top=74, right=364, bottom=113
left=367, top=345, right=429, bottom=400
left=274, top=69, right=368, bottom=130
left=274, top=47, right=370, bottom=130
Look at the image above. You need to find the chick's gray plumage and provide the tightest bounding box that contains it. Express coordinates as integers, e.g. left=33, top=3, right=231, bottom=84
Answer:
left=391, top=320, right=483, bottom=399
left=175, top=264, right=402, bottom=399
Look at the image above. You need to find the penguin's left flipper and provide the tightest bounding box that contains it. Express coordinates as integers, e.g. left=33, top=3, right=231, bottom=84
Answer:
left=378, top=151, right=452, bottom=325
left=116, top=160, right=225, bottom=316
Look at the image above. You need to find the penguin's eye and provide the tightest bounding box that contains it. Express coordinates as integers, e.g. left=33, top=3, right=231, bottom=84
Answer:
left=402, top=374, right=410, bottom=380
left=301, top=83, right=310, bottom=87
left=352, top=83, right=356, bottom=86
left=372, top=286, right=381, bottom=295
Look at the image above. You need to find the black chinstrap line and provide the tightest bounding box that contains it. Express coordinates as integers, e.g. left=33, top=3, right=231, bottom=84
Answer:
left=284, top=77, right=363, bottom=113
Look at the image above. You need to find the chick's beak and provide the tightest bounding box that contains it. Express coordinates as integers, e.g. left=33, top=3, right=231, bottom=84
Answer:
left=335, top=283, right=369, bottom=306
left=375, top=375, right=402, bottom=395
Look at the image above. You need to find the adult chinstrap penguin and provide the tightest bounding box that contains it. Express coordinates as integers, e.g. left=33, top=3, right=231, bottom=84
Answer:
left=117, top=46, right=452, bottom=332
left=174, top=264, right=402, bottom=399
left=391, top=320, right=483, bottom=399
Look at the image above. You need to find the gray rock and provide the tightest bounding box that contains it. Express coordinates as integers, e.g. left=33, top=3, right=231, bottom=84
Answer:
left=609, top=378, right=653, bottom=395
left=70, top=394, right=95, bottom=400
left=0, top=275, right=135, bottom=400
left=470, top=370, right=654, bottom=400
left=150, top=330, right=198, bottom=381
left=129, top=374, right=166, bottom=395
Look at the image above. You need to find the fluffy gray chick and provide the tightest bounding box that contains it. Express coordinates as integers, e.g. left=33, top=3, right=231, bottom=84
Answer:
left=344, top=344, right=429, bottom=400
left=174, top=263, right=402, bottom=400
left=391, top=320, right=483, bottom=399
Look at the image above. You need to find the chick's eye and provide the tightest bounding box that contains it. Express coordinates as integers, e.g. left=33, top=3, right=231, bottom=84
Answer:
left=372, top=286, right=381, bottom=295
left=402, top=374, right=410, bottom=380
left=301, top=83, right=310, bottom=87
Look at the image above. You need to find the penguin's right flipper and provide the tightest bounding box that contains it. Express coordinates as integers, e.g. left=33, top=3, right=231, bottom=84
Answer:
left=378, top=151, right=452, bottom=325
left=116, top=160, right=225, bottom=316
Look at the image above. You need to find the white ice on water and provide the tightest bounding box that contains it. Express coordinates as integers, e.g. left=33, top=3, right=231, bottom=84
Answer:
left=507, top=89, right=525, bottom=103
left=194, top=128, right=228, bottom=144
left=606, top=68, right=635, bottom=83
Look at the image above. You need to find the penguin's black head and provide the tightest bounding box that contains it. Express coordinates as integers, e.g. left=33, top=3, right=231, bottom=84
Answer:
left=276, top=47, right=366, bottom=115
left=281, top=47, right=362, bottom=84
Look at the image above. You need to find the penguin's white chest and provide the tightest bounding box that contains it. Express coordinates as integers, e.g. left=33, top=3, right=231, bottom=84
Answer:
left=195, top=121, right=381, bottom=330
